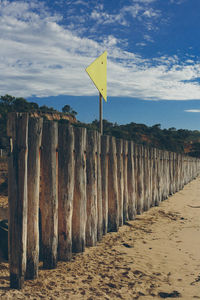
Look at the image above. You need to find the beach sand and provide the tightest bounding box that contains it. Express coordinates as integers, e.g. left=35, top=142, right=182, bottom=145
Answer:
left=0, top=177, right=200, bottom=299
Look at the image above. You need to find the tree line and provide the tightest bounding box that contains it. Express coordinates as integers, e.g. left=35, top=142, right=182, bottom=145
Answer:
left=77, top=121, right=200, bottom=158
left=0, top=95, right=77, bottom=150
left=1, top=95, right=200, bottom=157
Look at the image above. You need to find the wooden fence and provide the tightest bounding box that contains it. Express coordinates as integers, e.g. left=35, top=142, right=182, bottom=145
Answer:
left=7, top=113, right=200, bottom=289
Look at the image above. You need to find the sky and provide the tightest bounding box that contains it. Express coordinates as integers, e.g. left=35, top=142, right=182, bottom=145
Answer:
left=1, top=0, right=200, bottom=130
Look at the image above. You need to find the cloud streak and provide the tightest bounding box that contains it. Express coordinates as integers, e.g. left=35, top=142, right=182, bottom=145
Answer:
left=184, top=110, right=200, bottom=113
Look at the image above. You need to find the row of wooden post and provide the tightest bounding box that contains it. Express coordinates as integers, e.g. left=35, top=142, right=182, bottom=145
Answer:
left=7, top=113, right=200, bottom=289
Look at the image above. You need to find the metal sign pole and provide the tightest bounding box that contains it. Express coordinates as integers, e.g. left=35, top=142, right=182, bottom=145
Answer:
left=99, top=92, right=103, bottom=135
left=85, top=51, right=107, bottom=135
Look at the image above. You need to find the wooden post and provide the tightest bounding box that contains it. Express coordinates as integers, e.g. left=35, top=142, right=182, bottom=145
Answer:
left=99, top=93, right=103, bottom=135
left=127, top=141, right=136, bottom=220
left=160, top=150, right=165, bottom=201
left=180, top=154, right=184, bottom=190
left=174, top=153, right=179, bottom=193
left=146, top=147, right=151, bottom=210
left=171, top=152, right=175, bottom=194
left=123, top=140, right=129, bottom=222
left=58, top=123, right=75, bottom=261
left=133, top=144, right=139, bottom=213
left=86, top=130, right=98, bottom=247
left=137, top=145, right=144, bottom=214
left=97, top=131, right=103, bottom=241
left=26, top=117, right=43, bottom=279
left=177, top=153, right=180, bottom=191
left=101, top=135, right=109, bottom=235
left=164, top=151, right=169, bottom=200
left=72, top=127, right=87, bottom=253
left=158, top=150, right=164, bottom=202
left=176, top=153, right=178, bottom=192
left=143, top=147, right=149, bottom=211
left=169, top=152, right=173, bottom=196
left=40, top=121, right=58, bottom=269
left=151, top=148, right=158, bottom=207
left=156, top=149, right=161, bottom=205
left=108, top=136, right=119, bottom=232
left=160, top=150, right=164, bottom=201
left=7, top=113, right=29, bottom=289
left=116, top=139, right=124, bottom=227
left=166, top=151, right=170, bottom=198
left=149, top=147, right=153, bottom=208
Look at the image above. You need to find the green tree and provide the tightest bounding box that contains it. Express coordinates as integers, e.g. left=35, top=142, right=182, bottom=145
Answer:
left=62, top=105, right=71, bottom=113
left=62, top=104, right=77, bottom=116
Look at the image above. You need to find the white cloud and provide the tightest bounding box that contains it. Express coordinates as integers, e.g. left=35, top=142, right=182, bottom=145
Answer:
left=90, top=1, right=160, bottom=28
left=133, top=0, right=156, bottom=3
left=90, top=10, right=126, bottom=26
left=1, top=0, right=200, bottom=101
left=136, top=42, right=147, bottom=47
left=122, top=4, right=142, bottom=18
left=143, top=8, right=160, bottom=18
left=184, top=110, right=200, bottom=113
left=144, top=34, right=154, bottom=42
left=170, top=0, right=186, bottom=4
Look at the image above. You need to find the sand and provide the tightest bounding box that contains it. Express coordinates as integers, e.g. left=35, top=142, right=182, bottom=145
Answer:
left=1, top=177, right=200, bottom=299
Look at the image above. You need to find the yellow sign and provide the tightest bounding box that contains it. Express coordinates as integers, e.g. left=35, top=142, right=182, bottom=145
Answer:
left=86, top=51, right=107, bottom=102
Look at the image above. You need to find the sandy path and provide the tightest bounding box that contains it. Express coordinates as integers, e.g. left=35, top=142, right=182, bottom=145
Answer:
left=0, top=177, right=200, bottom=299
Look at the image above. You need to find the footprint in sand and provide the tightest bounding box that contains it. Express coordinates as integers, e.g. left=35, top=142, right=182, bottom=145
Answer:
left=158, top=290, right=181, bottom=298
left=122, top=243, right=133, bottom=248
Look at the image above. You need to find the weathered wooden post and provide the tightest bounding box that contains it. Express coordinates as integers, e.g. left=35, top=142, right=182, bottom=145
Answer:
left=97, top=131, right=103, bottom=241
left=137, top=145, right=144, bottom=213
left=163, top=151, right=167, bottom=199
left=156, top=149, right=162, bottom=205
left=127, top=141, right=136, bottom=220
left=150, top=148, right=155, bottom=207
left=7, top=113, right=29, bottom=289
left=143, top=147, right=150, bottom=211
left=148, top=147, right=153, bottom=208
left=123, top=140, right=129, bottom=222
left=151, top=148, right=158, bottom=207
left=161, top=150, right=166, bottom=201
left=147, top=146, right=151, bottom=205
left=40, top=121, right=58, bottom=269
left=187, top=157, right=190, bottom=182
left=146, top=147, right=151, bottom=208
left=101, top=135, right=109, bottom=235
left=176, top=153, right=179, bottom=191
left=186, top=156, right=189, bottom=184
left=133, top=144, right=138, bottom=212
left=180, top=154, right=184, bottom=188
left=116, top=139, right=124, bottom=227
left=26, top=117, right=43, bottom=279
left=58, top=123, right=75, bottom=261
left=184, top=156, right=187, bottom=185
left=160, top=151, right=165, bottom=200
left=86, top=130, right=98, bottom=247
left=176, top=153, right=181, bottom=191
left=108, top=136, right=119, bottom=232
left=168, top=152, right=173, bottom=195
left=166, top=151, right=170, bottom=198
left=174, top=153, right=178, bottom=193
left=72, top=127, right=87, bottom=252
left=171, top=152, right=176, bottom=194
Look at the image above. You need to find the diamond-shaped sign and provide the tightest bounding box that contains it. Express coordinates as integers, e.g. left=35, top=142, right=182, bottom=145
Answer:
left=86, top=51, right=107, bottom=102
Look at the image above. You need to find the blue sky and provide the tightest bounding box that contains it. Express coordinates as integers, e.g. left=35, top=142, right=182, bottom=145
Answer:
left=1, top=0, right=200, bottom=130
